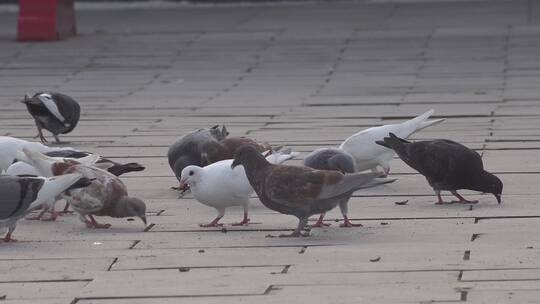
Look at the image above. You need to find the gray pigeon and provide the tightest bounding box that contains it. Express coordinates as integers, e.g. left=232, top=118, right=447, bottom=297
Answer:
left=376, top=133, right=503, bottom=204
left=167, top=125, right=228, bottom=189
left=21, top=92, right=80, bottom=144
left=303, top=148, right=362, bottom=227
left=232, top=145, right=396, bottom=237
left=0, top=174, right=92, bottom=242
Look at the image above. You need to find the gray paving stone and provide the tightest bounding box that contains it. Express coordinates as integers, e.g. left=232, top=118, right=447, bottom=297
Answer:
left=0, top=0, right=539, bottom=302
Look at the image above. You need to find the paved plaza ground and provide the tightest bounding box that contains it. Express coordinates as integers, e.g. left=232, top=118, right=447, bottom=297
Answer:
left=1, top=0, right=540, bottom=302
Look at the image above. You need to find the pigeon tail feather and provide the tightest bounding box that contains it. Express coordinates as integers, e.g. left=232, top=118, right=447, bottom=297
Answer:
left=318, top=172, right=382, bottom=200
left=402, top=109, right=444, bottom=136
left=34, top=174, right=83, bottom=208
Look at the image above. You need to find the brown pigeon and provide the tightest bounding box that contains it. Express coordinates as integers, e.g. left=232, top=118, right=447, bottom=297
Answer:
left=231, top=145, right=395, bottom=237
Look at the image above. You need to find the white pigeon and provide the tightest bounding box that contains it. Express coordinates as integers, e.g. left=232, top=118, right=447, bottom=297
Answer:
left=339, top=109, right=444, bottom=174
left=179, top=149, right=299, bottom=227
left=0, top=136, right=73, bottom=173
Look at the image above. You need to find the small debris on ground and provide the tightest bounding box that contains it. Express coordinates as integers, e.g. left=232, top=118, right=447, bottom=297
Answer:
left=380, top=222, right=389, bottom=225
left=198, top=249, right=205, bottom=253
left=370, top=257, right=381, bottom=262
left=394, top=200, right=408, bottom=205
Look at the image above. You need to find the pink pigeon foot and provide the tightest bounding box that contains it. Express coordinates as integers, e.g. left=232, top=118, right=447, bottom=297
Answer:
left=3, top=233, right=17, bottom=242
left=310, top=214, right=331, bottom=228
left=231, top=213, right=250, bottom=226
left=200, top=217, right=224, bottom=227
left=340, top=216, right=363, bottom=228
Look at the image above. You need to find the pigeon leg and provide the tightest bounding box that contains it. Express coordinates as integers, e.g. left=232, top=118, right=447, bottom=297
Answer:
left=34, top=123, right=48, bottom=143
left=58, top=202, right=74, bottom=215
left=200, top=209, right=225, bottom=227
left=380, top=163, right=390, bottom=176
left=340, top=215, right=363, bottom=228
left=87, top=215, right=111, bottom=229
left=231, top=207, right=250, bottom=226
left=41, top=209, right=60, bottom=221
left=26, top=207, right=49, bottom=221
left=451, top=191, right=479, bottom=204
left=338, top=201, right=362, bottom=227
left=435, top=190, right=453, bottom=204
left=3, top=226, right=17, bottom=242
left=279, top=218, right=310, bottom=237
left=53, top=134, right=68, bottom=144
left=200, top=217, right=224, bottom=227
left=310, top=213, right=331, bottom=228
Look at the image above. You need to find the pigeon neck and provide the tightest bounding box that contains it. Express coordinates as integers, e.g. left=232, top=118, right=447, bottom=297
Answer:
left=242, top=154, right=271, bottom=188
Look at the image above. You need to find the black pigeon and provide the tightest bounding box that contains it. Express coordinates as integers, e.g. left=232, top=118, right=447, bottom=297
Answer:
left=376, top=133, right=502, bottom=204
left=21, top=92, right=81, bottom=144
left=232, top=145, right=395, bottom=237
left=303, top=148, right=362, bottom=228
left=167, top=125, right=228, bottom=190
left=44, top=150, right=145, bottom=176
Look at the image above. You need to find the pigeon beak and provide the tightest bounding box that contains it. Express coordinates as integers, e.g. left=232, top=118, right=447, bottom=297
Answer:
left=140, top=215, right=147, bottom=225
left=231, top=159, right=240, bottom=169
left=178, top=179, right=189, bottom=191
left=21, top=93, right=31, bottom=103
left=494, top=193, right=502, bottom=204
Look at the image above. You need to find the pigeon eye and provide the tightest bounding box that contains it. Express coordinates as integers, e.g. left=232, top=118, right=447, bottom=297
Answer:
left=189, top=171, right=194, bottom=176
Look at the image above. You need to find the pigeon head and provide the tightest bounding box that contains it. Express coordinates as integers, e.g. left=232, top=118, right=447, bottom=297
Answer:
left=231, top=145, right=269, bottom=170
left=481, top=172, right=503, bottom=204
left=118, top=197, right=147, bottom=225
left=210, top=124, right=229, bottom=140
left=200, top=141, right=223, bottom=166
left=20, top=93, right=32, bottom=104
left=179, top=165, right=202, bottom=189
left=328, top=154, right=356, bottom=174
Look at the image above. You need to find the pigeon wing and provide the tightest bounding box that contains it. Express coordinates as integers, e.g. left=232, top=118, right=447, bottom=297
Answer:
left=264, top=166, right=330, bottom=208
left=37, top=93, right=67, bottom=123
left=317, top=172, right=381, bottom=199
left=0, top=176, right=43, bottom=219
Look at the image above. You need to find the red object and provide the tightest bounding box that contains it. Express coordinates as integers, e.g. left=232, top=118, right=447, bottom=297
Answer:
left=18, top=0, right=76, bottom=41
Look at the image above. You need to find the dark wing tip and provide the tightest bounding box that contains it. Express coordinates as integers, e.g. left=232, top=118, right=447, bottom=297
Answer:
left=375, top=140, right=390, bottom=148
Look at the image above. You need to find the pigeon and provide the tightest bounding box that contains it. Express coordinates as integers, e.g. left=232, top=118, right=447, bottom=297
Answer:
left=231, top=145, right=396, bottom=237
left=0, top=136, right=74, bottom=173
left=21, top=92, right=81, bottom=144
left=16, top=148, right=147, bottom=228
left=200, top=137, right=271, bottom=166
left=179, top=149, right=299, bottom=227
left=303, top=148, right=362, bottom=227
left=0, top=173, right=92, bottom=241
left=376, top=133, right=503, bottom=204
left=339, top=109, right=444, bottom=175
left=167, top=125, right=228, bottom=189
